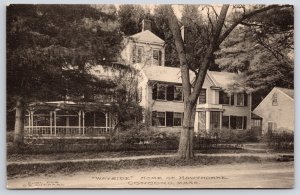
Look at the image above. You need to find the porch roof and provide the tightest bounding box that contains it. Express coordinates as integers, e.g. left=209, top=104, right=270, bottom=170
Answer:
left=28, top=101, right=112, bottom=112
left=251, top=113, right=262, bottom=119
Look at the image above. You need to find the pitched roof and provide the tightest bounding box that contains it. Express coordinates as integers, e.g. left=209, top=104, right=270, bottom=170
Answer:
left=276, top=87, right=294, bottom=99
left=207, top=71, right=238, bottom=89
left=130, top=30, right=164, bottom=45
left=138, top=65, right=242, bottom=87
left=139, top=65, right=195, bottom=84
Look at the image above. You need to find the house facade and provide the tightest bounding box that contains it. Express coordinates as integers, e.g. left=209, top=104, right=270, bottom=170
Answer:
left=253, top=87, right=294, bottom=134
left=122, top=20, right=252, bottom=133
left=194, top=71, right=252, bottom=135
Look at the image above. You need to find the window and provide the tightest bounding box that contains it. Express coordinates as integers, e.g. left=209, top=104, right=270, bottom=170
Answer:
left=166, top=85, right=175, bottom=101
left=137, top=47, right=143, bottom=63
left=236, top=93, right=244, bottom=106
left=173, top=112, right=183, bottom=126
left=152, top=111, right=183, bottom=127
left=252, top=119, right=261, bottom=127
left=210, top=111, right=221, bottom=129
left=157, top=112, right=166, bottom=126
left=157, top=84, right=166, bottom=100
left=153, top=49, right=159, bottom=65
left=272, top=93, right=278, bottom=106
left=153, top=83, right=183, bottom=101
left=236, top=116, right=243, bottom=129
left=230, top=93, right=235, bottom=105
left=198, top=112, right=206, bottom=130
left=198, top=89, right=206, bottom=104
left=230, top=116, right=247, bottom=129
left=219, top=91, right=230, bottom=105
left=174, top=86, right=183, bottom=101
left=222, top=116, right=229, bottom=129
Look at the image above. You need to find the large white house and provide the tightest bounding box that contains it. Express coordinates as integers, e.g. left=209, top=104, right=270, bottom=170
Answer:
left=121, top=19, right=252, bottom=133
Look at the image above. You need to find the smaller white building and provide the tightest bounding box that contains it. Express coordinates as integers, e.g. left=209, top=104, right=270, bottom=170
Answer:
left=253, top=87, right=294, bottom=134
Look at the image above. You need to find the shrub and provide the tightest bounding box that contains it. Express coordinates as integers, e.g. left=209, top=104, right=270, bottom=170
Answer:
left=266, top=130, right=294, bottom=151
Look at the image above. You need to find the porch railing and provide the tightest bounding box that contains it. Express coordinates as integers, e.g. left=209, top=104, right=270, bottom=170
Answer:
left=25, top=126, right=113, bottom=137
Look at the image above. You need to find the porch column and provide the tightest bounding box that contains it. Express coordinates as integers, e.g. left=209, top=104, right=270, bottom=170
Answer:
left=30, top=111, right=34, bottom=134
left=219, top=112, right=222, bottom=129
left=78, top=111, right=81, bottom=133
left=50, top=111, right=53, bottom=135
left=205, top=110, right=210, bottom=132
left=54, top=111, right=57, bottom=136
left=82, top=112, right=85, bottom=135
left=105, top=113, right=108, bottom=132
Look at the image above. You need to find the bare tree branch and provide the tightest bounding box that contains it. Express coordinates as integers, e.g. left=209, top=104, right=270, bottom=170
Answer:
left=218, top=4, right=292, bottom=45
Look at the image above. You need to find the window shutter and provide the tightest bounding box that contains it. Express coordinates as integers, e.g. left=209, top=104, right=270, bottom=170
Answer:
left=166, top=112, right=174, bottom=127
left=152, top=111, right=157, bottom=126
left=152, top=84, right=157, bottom=100
left=230, top=116, right=237, bottom=129
left=244, top=93, right=248, bottom=106
left=219, top=91, right=224, bottom=104
left=243, top=116, right=247, bottom=129
left=166, top=85, right=175, bottom=101
left=159, top=50, right=162, bottom=66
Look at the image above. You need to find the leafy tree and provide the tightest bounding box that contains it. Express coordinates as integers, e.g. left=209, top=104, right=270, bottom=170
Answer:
left=216, top=6, right=293, bottom=107
left=164, top=4, right=293, bottom=159
left=117, top=5, right=152, bottom=36
left=7, top=4, right=122, bottom=146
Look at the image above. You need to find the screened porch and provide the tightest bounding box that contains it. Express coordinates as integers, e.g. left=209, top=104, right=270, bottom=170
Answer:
left=24, top=101, right=116, bottom=138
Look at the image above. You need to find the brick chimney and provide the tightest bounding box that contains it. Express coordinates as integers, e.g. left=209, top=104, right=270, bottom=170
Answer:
left=142, top=19, right=152, bottom=31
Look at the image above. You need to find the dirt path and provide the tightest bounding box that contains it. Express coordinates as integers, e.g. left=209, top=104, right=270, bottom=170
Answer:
left=7, top=161, right=294, bottom=189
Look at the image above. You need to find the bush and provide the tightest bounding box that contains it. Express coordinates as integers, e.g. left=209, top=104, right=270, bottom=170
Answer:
left=110, top=124, right=180, bottom=150
left=266, top=130, right=294, bottom=151
left=198, top=128, right=259, bottom=143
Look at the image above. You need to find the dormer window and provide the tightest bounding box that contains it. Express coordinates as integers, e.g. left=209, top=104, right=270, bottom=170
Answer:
left=153, top=49, right=162, bottom=66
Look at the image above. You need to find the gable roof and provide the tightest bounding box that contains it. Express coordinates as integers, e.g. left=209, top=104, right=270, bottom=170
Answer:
left=207, top=71, right=238, bottom=89
left=276, top=87, right=294, bottom=99
left=130, top=30, right=164, bottom=45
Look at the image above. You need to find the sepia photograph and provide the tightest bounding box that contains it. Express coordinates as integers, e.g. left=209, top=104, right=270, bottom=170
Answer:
left=6, top=4, right=294, bottom=189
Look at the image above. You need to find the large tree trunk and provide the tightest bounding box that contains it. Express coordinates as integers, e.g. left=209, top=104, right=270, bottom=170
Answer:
left=178, top=102, right=195, bottom=159
left=13, top=97, right=25, bottom=147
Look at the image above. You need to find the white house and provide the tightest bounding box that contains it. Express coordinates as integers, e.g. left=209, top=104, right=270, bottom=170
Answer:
left=121, top=19, right=252, bottom=133
left=253, top=87, right=294, bottom=134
